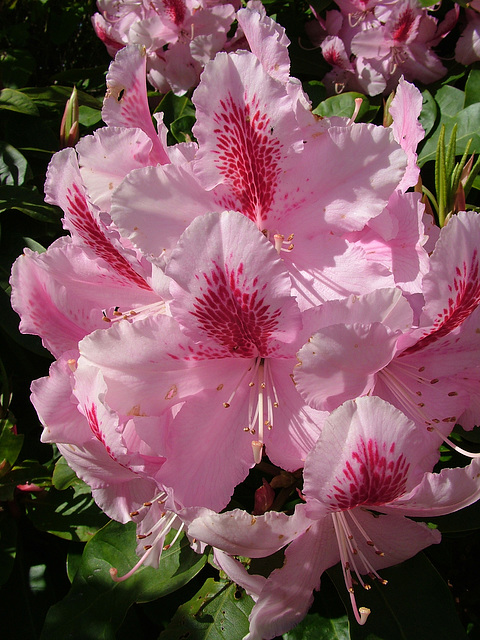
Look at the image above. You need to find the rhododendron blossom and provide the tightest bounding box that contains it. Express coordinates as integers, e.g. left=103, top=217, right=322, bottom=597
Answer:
left=184, top=397, right=480, bottom=639
left=307, top=0, right=457, bottom=95
left=296, top=211, right=480, bottom=450
left=92, top=0, right=240, bottom=94
left=8, top=6, right=480, bottom=638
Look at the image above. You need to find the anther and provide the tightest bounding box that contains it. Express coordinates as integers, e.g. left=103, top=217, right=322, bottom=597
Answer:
left=130, top=510, right=139, bottom=517
left=223, top=402, right=230, bottom=408
left=67, top=359, right=77, bottom=373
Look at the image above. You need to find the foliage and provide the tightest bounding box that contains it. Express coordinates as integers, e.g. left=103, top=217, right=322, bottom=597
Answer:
left=0, top=1, right=479, bottom=639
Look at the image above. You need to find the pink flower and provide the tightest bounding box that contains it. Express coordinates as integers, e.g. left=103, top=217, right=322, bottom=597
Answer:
left=296, top=211, right=480, bottom=451
left=92, top=0, right=240, bottom=94
left=455, top=9, right=480, bottom=66
left=75, top=210, right=326, bottom=511
left=310, top=0, right=456, bottom=95
left=184, top=396, right=480, bottom=639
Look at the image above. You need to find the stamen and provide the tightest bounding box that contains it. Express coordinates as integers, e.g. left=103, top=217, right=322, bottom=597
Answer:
left=431, top=427, right=480, bottom=458
left=331, top=511, right=387, bottom=625
left=163, top=523, right=184, bottom=550
left=110, top=510, right=178, bottom=582
left=347, top=98, right=363, bottom=126
left=67, top=359, right=77, bottom=373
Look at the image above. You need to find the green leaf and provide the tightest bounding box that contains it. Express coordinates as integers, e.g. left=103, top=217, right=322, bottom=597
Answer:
left=22, top=86, right=102, bottom=111
left=155, top=92, right=195, bottom=129
left=160, top=577, right=254, bottom=640
left=0, top=415, right=23, bottom=473
left=313, top=92, right=371, bottom=120
left=40, top=521, right=207, bottom=640
left=303, top=81, right=327, bottom=111
left=418, top=86, right=480, bottom=167
left=52, top=455, right=82, bottom=490
left=0, top=142, right=30, bottom=186
left=25, top=483, right=109, bottom=542
left=283, top=613, right=350, bottom=639
left=328, top=552, right=467, bottom=640
left=170, top=115, right=196, bottom=143
left=78, top=105, right=103, bottom=128
left=0, top=49, right=36, bottom=89
left=0, top=88, right=40, bottom=116
left=465, top=68, right=480, bottom=108
left=419, top=90, right=437, bottom=138
left=0, top=185, right=62, bottom=222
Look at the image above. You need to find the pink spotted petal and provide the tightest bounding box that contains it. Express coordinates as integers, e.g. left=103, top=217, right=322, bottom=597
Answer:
left=56, top=442, right=159, bottom=523
left=192, top=51, right=304, bottom=226
left=167, top=211, right=302, bottom=356
left=262, top=359, right=326, bottom=470
left=77, top=313, right=246, bottom=417
left=32, top=357, right=158, bottom=523
left=157, top=389, right=256, bottom=510
left=213, top=550, right=266, bottom=601
left=342, top=509, right=441, bottom=572
left=386, top=458, right=480, bottom=517
left=45, top=149, right=152, bottom=292
left=293, top=122, right=407, bottom=233
left=10, top=238, right=157, bottom=357
left=103, top=45, right=169, bottom=164
left=286, top=233, right=393, bottom=309
left=401, top=212, right=480, bottom=363
left=303, top=397, right=435, bottom=519
left=33, top=355, right=86, bottom=446
left=76, top=127, right=159, bottom=213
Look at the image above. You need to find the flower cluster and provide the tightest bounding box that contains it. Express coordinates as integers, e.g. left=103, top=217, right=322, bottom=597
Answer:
left=306, top=0, right=458, bottom=96
left=92, top=0, right=242, bottom=94
left=11, top=5, right=480, bottom=639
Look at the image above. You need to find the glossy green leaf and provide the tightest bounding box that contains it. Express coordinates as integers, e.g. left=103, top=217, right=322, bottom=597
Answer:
left=328, top=552, right=467, bottom=640
left=160, top=577, right=254, bottom=640
left=0, top=88, right=39, bottom=116
left=78, top=105, right=103, bottom=127
left=25, top=483, right=109, bottom=542
left=40, top=521, right=207, bottom=640
left=52, top=455, right=82, bottom=491
left=170, top=115, right=196, bottom=143
left=0, top=142, right=30, bottom=186
left=0, top=416, right=23, bottom=473
left=0, top=49, right=36, bottom=89
left=419, top=89, right=437, bottom=137
left=283, top=613, right=350, bottom=639
left=313, top=92, right=372, bottom=120
left=0, top=185, right=62, bottom=222
left=22, top=86, right=102, bottom=111
left=465, top=69, right=480, bottom=108
left=418, top=86, right=480, bottom=167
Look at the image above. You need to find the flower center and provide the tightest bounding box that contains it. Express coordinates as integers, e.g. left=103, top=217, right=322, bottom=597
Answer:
left=223, top=357, right=279, bottom=463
